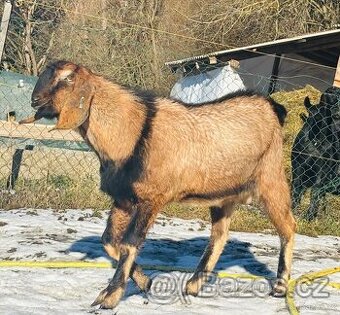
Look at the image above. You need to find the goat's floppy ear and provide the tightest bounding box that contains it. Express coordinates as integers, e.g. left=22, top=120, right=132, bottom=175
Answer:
left=54, top=82, right=94, bottom=130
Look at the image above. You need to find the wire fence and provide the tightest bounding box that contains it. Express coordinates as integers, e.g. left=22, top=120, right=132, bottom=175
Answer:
left=0, top=0, right=339, bottom=224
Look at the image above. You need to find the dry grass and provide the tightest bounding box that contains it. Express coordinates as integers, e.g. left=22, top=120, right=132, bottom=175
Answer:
left=0, top=176, right=110, bottom=210
left=162, top=203, right=339, bottom=237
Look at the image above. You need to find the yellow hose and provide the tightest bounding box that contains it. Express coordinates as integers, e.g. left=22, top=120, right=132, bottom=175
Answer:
left=286, top=267, right=340, bottom=315
left=0, top=260, right=338, bottom=315
left=0, top=260, right=195, bottom=272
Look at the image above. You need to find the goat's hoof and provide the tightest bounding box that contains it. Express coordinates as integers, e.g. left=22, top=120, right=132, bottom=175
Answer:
left=185, top=279, right=200, bottom=296
left=91, top=285, right=124, bottom=309
left=271, top=279, right=287, bottom=297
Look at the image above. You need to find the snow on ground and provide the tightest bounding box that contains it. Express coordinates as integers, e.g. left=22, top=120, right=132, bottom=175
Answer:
left=0, top=208, right=339, bottom=315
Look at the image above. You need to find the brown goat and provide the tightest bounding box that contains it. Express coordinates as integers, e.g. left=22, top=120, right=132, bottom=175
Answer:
left=26, top=60, right=296, bottom=309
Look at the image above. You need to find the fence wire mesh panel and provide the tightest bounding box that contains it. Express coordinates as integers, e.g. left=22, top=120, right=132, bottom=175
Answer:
left=0, top=0, right=339, bottom=230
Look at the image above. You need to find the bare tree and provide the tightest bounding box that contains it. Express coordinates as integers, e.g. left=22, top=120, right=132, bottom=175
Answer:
left=182, top=0, right=340, bottom=53
left=1, top=0, right=338, bottom=88
left=2, top=0, right=63, bottom=75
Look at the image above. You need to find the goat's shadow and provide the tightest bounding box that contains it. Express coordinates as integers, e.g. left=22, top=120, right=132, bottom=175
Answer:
left=69, top=235, right=276, bottom=298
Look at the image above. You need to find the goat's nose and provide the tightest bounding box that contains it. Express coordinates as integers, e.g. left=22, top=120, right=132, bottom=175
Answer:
left=32, top=96, right=40, bottom=102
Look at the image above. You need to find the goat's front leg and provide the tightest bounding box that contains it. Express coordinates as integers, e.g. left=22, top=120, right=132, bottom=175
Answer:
left=101, top=206, right=151, bottom=292
left=92, top=202, right=158, bottom=309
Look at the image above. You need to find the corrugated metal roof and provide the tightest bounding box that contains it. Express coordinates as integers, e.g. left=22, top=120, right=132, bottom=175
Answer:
left=165, top=29, right=340, bottom=69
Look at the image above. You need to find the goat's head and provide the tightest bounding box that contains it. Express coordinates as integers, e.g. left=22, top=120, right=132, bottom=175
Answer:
left=298, top=100, right=334, bottom=155
left=30, top=60, right=95, bottom=129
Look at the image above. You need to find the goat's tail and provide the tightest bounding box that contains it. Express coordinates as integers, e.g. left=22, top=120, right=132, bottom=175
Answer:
left=268, top=98, right=287, bottom=126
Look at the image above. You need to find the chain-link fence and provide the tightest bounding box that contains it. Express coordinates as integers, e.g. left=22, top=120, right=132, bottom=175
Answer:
left=0, top=0, right=339, bottom=228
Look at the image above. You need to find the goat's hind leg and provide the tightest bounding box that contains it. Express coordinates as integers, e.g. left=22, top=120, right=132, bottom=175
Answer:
left=258, top=168, right=296, bottom=296
left=101, top=207, right=151, bottom=293
left=185, top=204, right=234, bottom=296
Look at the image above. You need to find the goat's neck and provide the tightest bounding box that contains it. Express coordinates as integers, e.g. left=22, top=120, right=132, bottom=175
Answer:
left=81, top=82, right=147, bottom=164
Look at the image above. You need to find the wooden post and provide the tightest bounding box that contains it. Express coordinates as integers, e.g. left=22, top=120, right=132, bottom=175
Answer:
left=333, top=55, right=340, bottom=88
left=0, top=0, right=13, bottom=62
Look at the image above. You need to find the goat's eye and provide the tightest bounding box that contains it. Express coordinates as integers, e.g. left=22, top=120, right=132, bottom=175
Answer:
left=60, top=76, right=73, bottom=84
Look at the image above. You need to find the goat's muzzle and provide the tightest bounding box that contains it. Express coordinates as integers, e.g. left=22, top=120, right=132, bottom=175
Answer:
left=19, top=97, right=58, bottom=124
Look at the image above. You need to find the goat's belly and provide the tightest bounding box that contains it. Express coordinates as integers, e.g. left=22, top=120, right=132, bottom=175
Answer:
left=179, top=179, right=256, bottom=207
left=180, top=197, right=226, bottom=208
left=180, top=189, right=254, bottom=207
